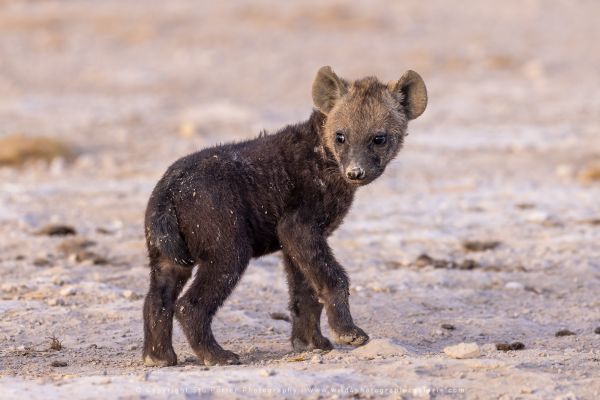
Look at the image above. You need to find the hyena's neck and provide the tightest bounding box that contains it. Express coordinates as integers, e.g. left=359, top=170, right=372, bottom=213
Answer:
left=305, top=110, right=358, bottom=193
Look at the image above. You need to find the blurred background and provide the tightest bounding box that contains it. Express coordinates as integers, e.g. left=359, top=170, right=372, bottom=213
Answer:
left=1, top=1, right=599, bottom=396
left=0, top=0, right=598, bottom=164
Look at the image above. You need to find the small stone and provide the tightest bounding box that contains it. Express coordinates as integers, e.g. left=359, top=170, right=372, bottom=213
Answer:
left=462, top=240, right=501, bottom=252
left=246, top=345, right=257, bottom=353
left=510, top=342, right=525, bottom=350
left=577, top=162, right=600, bottom=183
left=51, top=361, right=68, bottom=367
left=52, top=276, right=66, bottom=286
left=269, top=312, right=291, bottom=322
left=74, top=251, right=108, bottom=265
left=57, top=238, right=96, bottom=255
left=525, top=211, right=550, bottom=223
left=458, top=259, right=479, bottom=270
left=33, top=257, right=50, bottom=267
left=352, top=338, right=406, bottom=358
left=259, top=369, right=276, bottom=377
left=441, top=323, right=455, bottom=331
left=287, top=355, right=307, bottom=362
left=496, top=342, right=525, bottom=351
left=505, top=281, right=525, bottom=290
left=179, top=122, right=196, bottom=138
left=96, top=220, right=123, bottom=235
left=47, top=298, right=65, bottom=306
left=35, top=224, right=77, bottom=236
left=60, top=287, right=77, bottom=296
left=496, top=343, right=511, bottom=351
left=1, top=283, right=18, bottom=292
left=595, top=327, right=600, bottom=335
left=367, top=282, right=389, bottom=292
left=415, top=254, right=435, bottom=268
left=122, top=290, right=135, bottom=299
left=443, top=342, right=481, bottom=359
left=555, top=329, right=576, bottom=337
left=555, top=164, right=574, bottom=179
left=310, top=355, right=322, bottom=364
left=515, top=203, right=535, bottom=210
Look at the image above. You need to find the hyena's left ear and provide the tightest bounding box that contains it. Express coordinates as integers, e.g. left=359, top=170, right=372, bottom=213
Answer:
left=312, top=66, right=348, bottom=114
left=389, top=70, right=427, bottom=120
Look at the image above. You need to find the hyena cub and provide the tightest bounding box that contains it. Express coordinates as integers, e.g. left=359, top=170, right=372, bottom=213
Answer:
left=143, top=66, right=427, bottom=366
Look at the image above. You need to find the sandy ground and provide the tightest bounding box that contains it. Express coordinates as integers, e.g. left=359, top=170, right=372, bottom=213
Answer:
left=1, top=0, right=599, bottom=398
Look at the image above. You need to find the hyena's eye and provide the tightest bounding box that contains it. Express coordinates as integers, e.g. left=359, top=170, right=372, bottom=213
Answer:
left=335, top=131, right=346, bottom=144
left=373, top=134, right=387, bottom=145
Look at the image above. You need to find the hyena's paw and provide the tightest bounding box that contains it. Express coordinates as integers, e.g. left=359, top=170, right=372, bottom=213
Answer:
left=332, top=325, right=369, bottom=346
left=201, top=348, right=241, bottom=366
left=292, top=334, right=334, bottom=352
left=143, top=348, right=178, bottom=367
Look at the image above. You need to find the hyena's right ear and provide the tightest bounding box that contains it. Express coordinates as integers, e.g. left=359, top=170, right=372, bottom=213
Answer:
left=312, top=66, right=348, bottom=114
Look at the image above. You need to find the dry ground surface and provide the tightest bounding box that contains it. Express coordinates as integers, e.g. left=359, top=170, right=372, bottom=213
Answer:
left=1, top=1, right=599, bottom=399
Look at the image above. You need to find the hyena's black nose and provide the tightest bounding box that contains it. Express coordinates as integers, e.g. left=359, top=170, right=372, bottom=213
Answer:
left=346, top=167, right=366, bottom=180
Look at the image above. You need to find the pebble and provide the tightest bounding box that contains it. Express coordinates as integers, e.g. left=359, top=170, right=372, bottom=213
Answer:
left=60, top=287, right=77, bottom=296
left=443, top=342, right=481, bottom=359
left=352, top=338, right=406, bottom=358
left=33, top=257, right=51, bottom=267
left=35, top=224, right=77, bottom=236
left=496, top=342, right=525, bottom=351
left=595, top=327, right=600, bottom=335
left=462, top=240, right=501, bottom=252
left=505, top=281, right=525, bottom=290
left=310, top=355, right=322, bottom=364
left=555, top=164, right=574, bottom=179
left=47, top=298, right=66, bottom=306
left=555, top=329, right=575, bottom=337
left=1, top=283, right=19, bottom=292
left=51, top=361, right=68, bottom=367
left=577, top=163, right=600, bottom=183
left=525, top=211, right=550, bottom=223
left=51, top=276, right=66, bottom=286
left=96, top=220, right=123, bottom=235
left=122, top=290, right=135, bottom=299
left=258, top=369, right=276, bottom=377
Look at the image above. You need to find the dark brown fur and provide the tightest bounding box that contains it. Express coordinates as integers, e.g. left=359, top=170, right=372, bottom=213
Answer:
left=142, top=66, right=427, bottom=366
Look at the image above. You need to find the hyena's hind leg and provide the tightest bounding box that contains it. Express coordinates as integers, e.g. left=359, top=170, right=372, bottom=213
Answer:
left=175, top=245, right=251, bottom=366
left=143, top=255, right=193, bottom=366
left=284, top=254, right=333, bottom=352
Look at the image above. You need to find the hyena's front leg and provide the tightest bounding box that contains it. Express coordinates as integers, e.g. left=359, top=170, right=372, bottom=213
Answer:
left=283, top=253, right=333, bottom=351
left=278, top=215, right=369, bottom=346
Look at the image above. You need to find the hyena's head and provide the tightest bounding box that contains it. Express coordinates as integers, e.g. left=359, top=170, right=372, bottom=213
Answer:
left=312, top=66, right=427, bottom=185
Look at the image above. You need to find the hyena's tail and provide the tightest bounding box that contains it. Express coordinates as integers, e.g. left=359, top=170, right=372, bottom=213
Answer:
left=147, top=192, right=195, bottom=267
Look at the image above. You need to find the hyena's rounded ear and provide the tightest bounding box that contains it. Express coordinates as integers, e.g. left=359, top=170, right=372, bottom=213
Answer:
left=389, top=70, right=428, bottom=120
left=312, top=66, right=348, bottom=114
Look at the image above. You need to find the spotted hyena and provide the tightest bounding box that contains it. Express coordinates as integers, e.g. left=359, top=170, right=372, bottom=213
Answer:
left=142, top=66, right=427, bottom=366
